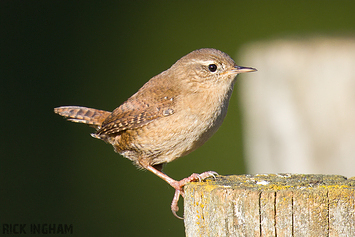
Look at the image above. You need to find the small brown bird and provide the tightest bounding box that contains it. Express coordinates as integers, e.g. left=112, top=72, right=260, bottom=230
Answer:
left=54, top=48, right=256, bottom=219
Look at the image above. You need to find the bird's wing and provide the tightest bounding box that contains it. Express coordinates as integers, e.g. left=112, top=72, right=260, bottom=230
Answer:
left=96, top=94, right=176, bottom=136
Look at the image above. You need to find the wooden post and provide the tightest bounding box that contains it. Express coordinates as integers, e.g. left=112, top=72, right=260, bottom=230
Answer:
left=184, top=174, right=355, bottom=237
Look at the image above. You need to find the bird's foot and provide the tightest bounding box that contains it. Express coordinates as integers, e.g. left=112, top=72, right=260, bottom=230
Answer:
left=170, top=171, right=218, bottom=219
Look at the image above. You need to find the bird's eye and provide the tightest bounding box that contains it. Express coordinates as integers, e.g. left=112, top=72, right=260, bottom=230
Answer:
left=208, top=64, right=217, bottom=72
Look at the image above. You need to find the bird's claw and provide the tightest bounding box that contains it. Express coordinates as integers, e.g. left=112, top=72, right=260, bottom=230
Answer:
left=170, top=171, right=218, bottom=219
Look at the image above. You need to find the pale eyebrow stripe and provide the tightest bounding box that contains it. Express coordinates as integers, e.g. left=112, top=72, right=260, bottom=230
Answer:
left=189, top=59, right=217, bottom=65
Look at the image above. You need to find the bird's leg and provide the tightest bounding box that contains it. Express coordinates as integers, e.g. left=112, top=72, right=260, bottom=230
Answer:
left=144, top=164, right=218, bottom=219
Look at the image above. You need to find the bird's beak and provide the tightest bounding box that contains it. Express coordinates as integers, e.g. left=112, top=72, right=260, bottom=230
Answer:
left=222, top=65, right=257, bottom=76
left=231, top=65, right=257, bottom=74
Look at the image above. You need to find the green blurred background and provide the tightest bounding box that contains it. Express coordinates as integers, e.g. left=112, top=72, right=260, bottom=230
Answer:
left=1, top=1, right=355, bottom=236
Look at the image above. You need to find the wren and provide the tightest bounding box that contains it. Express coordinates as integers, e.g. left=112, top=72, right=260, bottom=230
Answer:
left=54, top=48, right=257, bottom=219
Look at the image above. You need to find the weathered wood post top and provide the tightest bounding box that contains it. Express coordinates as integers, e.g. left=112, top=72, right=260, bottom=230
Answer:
left=184, top=174, right=355, bottom=237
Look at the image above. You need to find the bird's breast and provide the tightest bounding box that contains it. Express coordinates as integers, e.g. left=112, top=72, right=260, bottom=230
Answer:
left=172, top=82, right=235, bottom=153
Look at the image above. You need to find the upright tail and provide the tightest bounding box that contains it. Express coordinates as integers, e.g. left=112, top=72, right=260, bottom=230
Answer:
left=54, top=106, right=111, bottom=129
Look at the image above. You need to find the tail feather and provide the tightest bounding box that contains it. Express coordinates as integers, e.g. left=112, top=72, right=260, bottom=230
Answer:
left=54, top=106, right=111, bottom=128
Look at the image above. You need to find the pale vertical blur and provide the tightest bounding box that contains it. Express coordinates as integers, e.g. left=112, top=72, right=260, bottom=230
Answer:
left=239, top=37, right=355, bottom=177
